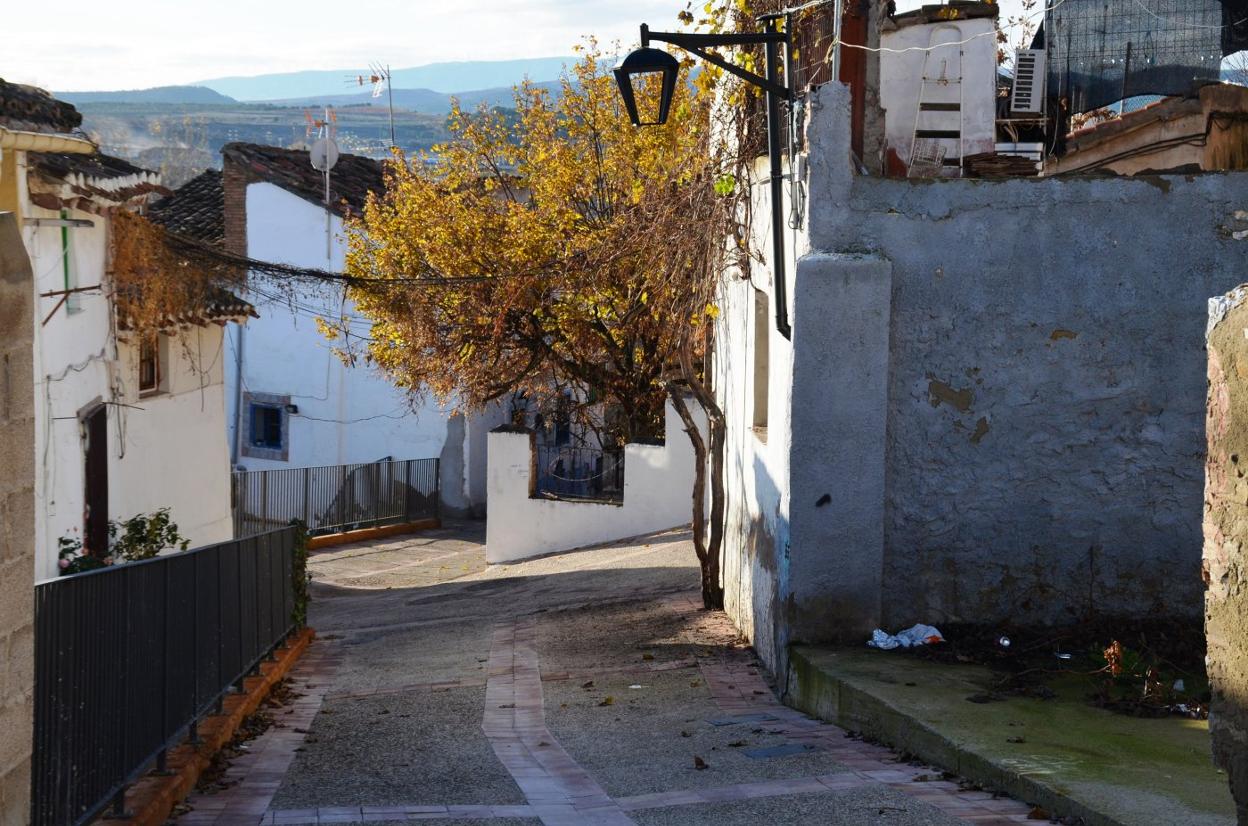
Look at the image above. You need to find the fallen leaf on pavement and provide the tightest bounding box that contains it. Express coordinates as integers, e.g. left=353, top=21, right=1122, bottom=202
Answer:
left=1027, top=807, right=1051, bottom=820
left=727, top=740, right=747, bottom=747
left=581, top=681, right=595, bottom=689
left=598, top=696, right=615, bottom=707
left=693, top=756, right=708, bottom=770
left=680, top=730, right=692, bottom=737
left=642, top=653, right=655, bottom=661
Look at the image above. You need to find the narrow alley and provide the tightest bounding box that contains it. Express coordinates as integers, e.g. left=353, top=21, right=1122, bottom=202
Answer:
left=173, top=525, right=1035, bottom=826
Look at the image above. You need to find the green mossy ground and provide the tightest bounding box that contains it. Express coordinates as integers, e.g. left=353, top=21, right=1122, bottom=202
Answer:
left=789, top=646, right=1235, bottom=826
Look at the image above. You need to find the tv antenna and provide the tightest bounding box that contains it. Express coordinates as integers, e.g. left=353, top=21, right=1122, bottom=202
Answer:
left=305, top=107, right=339, bottom=261
left=349, top=62, right=395, bottom=149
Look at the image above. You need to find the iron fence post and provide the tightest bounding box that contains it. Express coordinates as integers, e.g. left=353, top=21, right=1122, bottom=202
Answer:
left=372, top=462, right=380, bottom=525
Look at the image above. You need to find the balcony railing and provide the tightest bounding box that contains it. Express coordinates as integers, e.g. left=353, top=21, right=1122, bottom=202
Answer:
left=232, top=457, right=440, bottom=539
left=533, top=445, right=624, bottom=503
left=32, top=527, right=299, bottom=826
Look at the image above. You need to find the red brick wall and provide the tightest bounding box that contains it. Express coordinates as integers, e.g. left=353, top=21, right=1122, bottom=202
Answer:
left=222, top=154, right=250, bottom=258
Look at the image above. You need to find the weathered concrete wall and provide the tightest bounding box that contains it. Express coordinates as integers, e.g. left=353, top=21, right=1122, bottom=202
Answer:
left=0, top=212, right=35, bottom=825
left=788, top=253, right=892, bottom=646
left=799, top=82, right=1248, bottom=630
left=1204, top=287, right=1248, bottom=822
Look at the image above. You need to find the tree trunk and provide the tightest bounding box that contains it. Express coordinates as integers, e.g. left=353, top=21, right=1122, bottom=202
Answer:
left=669, top=331, right=728, bottom=610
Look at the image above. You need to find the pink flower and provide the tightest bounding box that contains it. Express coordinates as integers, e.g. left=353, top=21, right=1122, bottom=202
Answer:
left=58, top=559, right=69, bottom=569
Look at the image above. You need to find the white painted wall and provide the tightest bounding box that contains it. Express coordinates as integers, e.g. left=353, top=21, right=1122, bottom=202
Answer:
left=228, top=182, right=454, bottom=474
left=880, top=17, right=998, bottom=169
left=25, top=184, right=233, bottom=580
left=112, top=329, right=234, bottom=548
left=485, top=400, right=701, bottom=563
left=714, top=155, right=801, bottom=671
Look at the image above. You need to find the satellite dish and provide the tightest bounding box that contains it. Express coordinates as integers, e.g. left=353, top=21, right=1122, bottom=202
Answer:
left=310, top=137, right=339, bottom=171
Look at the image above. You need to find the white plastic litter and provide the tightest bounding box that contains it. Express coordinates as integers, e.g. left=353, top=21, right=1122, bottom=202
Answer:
left=867, top=624, right=945, bottom=650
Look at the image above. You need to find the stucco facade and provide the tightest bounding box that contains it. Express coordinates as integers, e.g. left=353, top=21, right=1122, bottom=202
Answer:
left=226, top=179, right=502, bottom=513
left=718, top=81, right=1248, bottom=675
left=879, top=14, right=998, bottom=172
left=15, top=167, right=235, bottom=581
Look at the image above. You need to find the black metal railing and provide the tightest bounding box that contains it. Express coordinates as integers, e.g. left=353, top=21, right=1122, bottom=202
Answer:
left=32, top=527, right=298, bottom=826
left=533, top=445, right=624, bottom=503
left=232, top=457, right=440, bottom=539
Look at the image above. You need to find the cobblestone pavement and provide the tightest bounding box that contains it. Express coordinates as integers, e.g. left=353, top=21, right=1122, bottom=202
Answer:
left=175, top=524, right=1037, bottom=825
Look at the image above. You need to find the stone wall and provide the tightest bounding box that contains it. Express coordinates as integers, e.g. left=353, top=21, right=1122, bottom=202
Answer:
left=1204, top=287, right=1248, bottom=822
left=0, top=212, right=35, bottom=825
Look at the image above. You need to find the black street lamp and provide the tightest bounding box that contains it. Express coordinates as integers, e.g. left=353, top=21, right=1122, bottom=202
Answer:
left=613, top=46, right=680, bottom=127
left=614, top=18, right=795, bottom=339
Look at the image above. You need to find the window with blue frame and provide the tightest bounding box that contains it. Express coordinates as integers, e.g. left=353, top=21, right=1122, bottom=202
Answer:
left=240, top=391, right=290, bottom=461
left=250, top=404, right=284, bottom=449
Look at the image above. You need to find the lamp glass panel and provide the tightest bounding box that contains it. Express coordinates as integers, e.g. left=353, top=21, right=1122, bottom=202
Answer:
left=630, top=70, right=668, bottom=125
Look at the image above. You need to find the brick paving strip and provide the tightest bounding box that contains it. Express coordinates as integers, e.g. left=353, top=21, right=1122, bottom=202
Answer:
left=174, top=642, right=342, bottom=826
left=481, top=618, right=637, bottom=825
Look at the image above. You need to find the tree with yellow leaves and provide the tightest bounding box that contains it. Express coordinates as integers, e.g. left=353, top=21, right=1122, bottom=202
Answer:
left=343, top=45, right=742, bottom=608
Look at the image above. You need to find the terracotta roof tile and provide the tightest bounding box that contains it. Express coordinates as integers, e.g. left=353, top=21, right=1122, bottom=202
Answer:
left=148, top=169, right=225, bottom=245
left=26, top=151, right=165, bottom=210
left=222, top=141, right=385, bottom=217
left=29, top=151, right=151, bottom=182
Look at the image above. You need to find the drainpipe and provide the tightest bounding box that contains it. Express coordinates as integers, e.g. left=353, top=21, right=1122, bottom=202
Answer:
left=762, top=15, right=792, bottom=340
left=232, top=325, right=245, bottom=467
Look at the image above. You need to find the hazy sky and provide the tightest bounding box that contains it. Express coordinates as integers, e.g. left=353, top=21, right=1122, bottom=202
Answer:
left=7, top=0, right=1030, bottom=92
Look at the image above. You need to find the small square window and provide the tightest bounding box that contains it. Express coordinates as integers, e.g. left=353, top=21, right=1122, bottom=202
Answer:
left=241, top=392, right=291, bottom=461
left=250, top=404, right=284, bottom=450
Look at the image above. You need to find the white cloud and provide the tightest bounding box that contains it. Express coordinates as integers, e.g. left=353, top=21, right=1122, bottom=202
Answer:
left=4, top=0, right=683, bottom=91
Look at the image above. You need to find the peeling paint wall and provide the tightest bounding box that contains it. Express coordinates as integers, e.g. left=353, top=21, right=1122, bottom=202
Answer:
left=793, top=81, right=1248, bottom=631
left=719, top=83, right=1248, bottom=666
left=862, top=174, right=1248, bottom=627
left=1204, top=289, right=1248, bottom=822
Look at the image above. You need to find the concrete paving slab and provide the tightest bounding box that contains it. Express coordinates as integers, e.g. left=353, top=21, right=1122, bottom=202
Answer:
left=270, top=686, right=525, bottom=809
left=544, top=667, right=853, bottom=799
left=629, top=786, right=967, bottom=826
left=789, top=645, right=1236, bottom=826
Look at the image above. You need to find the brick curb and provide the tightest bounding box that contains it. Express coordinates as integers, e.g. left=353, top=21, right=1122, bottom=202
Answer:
left=306, top=519, right=440, bottom=551
left=95, top=627, right=316, bottom=826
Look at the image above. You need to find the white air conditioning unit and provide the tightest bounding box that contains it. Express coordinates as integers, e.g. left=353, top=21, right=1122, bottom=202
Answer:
left=1010, top=49, right=1047, bottom=115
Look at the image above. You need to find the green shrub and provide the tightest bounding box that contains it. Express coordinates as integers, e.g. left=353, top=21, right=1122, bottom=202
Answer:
left=289, top=520, right=310, bottom=628
left=56, top=508, right=189, bottom=575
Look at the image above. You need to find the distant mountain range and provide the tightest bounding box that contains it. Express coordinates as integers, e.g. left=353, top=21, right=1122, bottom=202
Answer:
left=55, top=56, right=577, bottom=189
left=192, top=56, right=575, bottom=102
left=263, top=80, right=564, bottom=115
left=57, top=85, right=237, bottom=105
